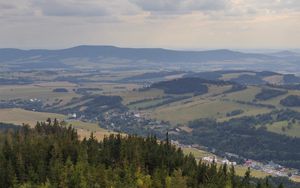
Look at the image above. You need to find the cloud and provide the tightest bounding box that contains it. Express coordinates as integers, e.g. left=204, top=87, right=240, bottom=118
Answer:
left=129, top=0, right=231, bottom=14
left=32, top=0, right=108, bottom=17
left=0, top=3, right=17, bottom=10
left=0, top=0, right=299, bottom=49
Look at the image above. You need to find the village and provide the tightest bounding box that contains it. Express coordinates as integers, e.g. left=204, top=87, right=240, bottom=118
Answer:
left=3, top=97, right=300, bottom=182
left=170, top=139, right=300, bottom=181
left=94, top=109, right=300, bottom=181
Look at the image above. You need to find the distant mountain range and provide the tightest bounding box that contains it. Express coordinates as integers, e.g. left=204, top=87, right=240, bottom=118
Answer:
left=0, top=45, right=299, bottom=71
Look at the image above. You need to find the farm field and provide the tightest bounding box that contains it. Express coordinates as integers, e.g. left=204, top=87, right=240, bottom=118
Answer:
left=116, top=75, right=300, bottom=140
left=182, top=147, right=269, bottom=178
left=224, top=86, right=260, bottom=102
left=122, top=84, right=295, bottom=125
left=0, top=82, right=79, bottom=105
left=266, top=121, right=300, bottom=138
left=120, top=89, right=165, bottom=105
left=0, top=108, right=67, bottom=126
left=0, top=108, right=114, bottom=140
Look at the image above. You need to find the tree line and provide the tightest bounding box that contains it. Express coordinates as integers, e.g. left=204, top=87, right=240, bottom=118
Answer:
left=0, top=119, right=285, bottom=188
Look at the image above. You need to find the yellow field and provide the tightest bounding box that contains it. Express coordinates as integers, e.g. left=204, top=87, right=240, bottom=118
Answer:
left=291, top=176, right=300, bottom=183
left=224, top=86, right=260, bottom=102
left=221, top=72, right=256, bottom=81
left=182, top=147, right=213, bottom=159
left=0, top=108, right=114, bottom=140
left=151, top=98, right=269, bottom=124
left=0, top=82, right=79, bottom=105
left=262, top=75, right=284, bottom=84
left=120, top=84, right=274, bottom=125
left=234, top=165, right=269, bottom=178
left=257, top=88, right=300, bottom=107
left=0, top=108, right=66, bottom=126
left=120, top=89, right=165, bottom=105
left=266, top=121, right=300, bottom=138
left=182, top=147, right=269, bottom=178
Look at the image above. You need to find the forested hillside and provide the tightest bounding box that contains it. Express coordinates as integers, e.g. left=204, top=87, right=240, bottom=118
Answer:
left=0, top=120, right=288, bottom=188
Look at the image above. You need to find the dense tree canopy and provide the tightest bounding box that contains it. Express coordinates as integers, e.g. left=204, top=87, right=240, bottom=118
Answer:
left=0, top=120, right=285, bottom=187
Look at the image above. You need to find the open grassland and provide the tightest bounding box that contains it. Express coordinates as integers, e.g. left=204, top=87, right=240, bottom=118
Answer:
left=127, top=98, right=167, bottom=110
left=120, top=89, right=165, bottom=105
left=205, top=85, right=232, bottom=97
left=266, top=121, right=300, bottom=138
left=262, top=75, right=284, bottom=84
left=151, top=99, right=235, bottom=124
left=182, top=147, right=213, bottom=159
left=256, top=88, right=300, bottom=107
left=0, top=108, right=114, bottom=140
left=291, top=176, right=300, bottom=183
left=224, top=86, right=260, bottom=102
left=82, top=82, right=140, bottom=95
left=151, top=98, right=270, bottom=124
left=234, top=165, right=269, bottom=178
left=221, top=72, right=256, bottom=81
left=123, top=86, right=271, bottom=125
left=0, top=82, right=79, bottom=105
left=182, top=147, right=269, bottom=178
left=0, top=108, right=66, bottom=126
left=218, top=108, right=272, bottom=122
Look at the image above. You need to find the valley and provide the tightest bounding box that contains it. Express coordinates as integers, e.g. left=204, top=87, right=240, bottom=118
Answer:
left=1, top=47, right=300, bottom=187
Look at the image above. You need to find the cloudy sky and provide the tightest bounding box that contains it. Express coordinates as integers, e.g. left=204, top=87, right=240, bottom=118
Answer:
left=0, top=0, right=299, bottom=49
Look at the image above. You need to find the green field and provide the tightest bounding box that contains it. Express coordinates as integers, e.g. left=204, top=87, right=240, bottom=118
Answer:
left=266, top=121, right=300, bottom=138
left=182, top=147, right=269, bottom=178
left=120, top=89, right=165, bottom=105
left=0, top=108, right=114, bottom=140
left=0, top=108, right=67, bottom=126
left=0, top=82, right=79, bottom=105
left=121, top=85, right=277, bottom=125
left=147, top=86, right=271, bottom=124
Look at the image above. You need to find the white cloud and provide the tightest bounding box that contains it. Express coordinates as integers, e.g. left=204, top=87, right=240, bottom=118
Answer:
left=129, top=0, right=231, bottom=14
left=31, top=0, right=108, bottom=17
left=0, top=0, right=299, bottom=49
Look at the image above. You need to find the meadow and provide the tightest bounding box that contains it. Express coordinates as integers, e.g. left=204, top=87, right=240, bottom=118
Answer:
left=0, top=108, right=114, bottom=140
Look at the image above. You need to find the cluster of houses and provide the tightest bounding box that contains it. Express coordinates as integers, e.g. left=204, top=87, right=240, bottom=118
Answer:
left=202, top=156, right=237, bottom=166
left=244, top=160, right=299, bottom=178
left=29, top=98, right=41, bottom=103
left=170, top=139, right=300, bottom=180
left=101, top=110, right=171, bottom=132
left=65, top=108, right=300, bottom=181
left=170, top=140, right=237, bottom=166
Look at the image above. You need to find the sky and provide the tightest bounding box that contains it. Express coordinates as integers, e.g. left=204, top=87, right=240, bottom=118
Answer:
left=0, top=0, right=299, bottom=49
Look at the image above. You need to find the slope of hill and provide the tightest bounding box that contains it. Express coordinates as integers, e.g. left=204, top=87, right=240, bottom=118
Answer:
left=0, top=45, right=273, bottom=62
left=0, top=46, right=287, bottom=71
left=1, top=121, right=287, bottom=188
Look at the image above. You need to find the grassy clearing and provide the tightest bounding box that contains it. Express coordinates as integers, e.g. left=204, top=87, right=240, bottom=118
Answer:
left=120, top=89, right=165, bottom=105
left=262, top=75, right=283, bottom=84
left=0, top=83, right=79, bottom=105
left=205, top=85, right=232, bottom=97
left=291, top=176, right=300, bottom=183
left=0, top=108, right=66, bottom=126
left=234, top=165, right=269, bottom=178
left=127, top=98, right=167, bottom=110
left=182, top=147, right=213, bottom=159
left=0, top=108, right=114, bottom=140
left=266, top=121, right=300, bottom=138
left=82, top=82, right=140, bottom=95
left=221, top=72, right=256, bottom=81
left=151, top=98, right=269, bottom=124
left=182, top=147, right=268, bottom=178
left=218, top=108, right=271, bottom=122
left=224, top=86, right=260, bottom=102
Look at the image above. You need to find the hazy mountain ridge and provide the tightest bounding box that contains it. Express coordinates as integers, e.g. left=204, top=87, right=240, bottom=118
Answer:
left=0, top=45, right=283, bottom=68
left=0, top=45, right=272, bottom=61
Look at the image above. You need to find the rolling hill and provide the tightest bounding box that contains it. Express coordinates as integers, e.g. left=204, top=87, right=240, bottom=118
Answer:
left=0, top=45, right=294, bottom=71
